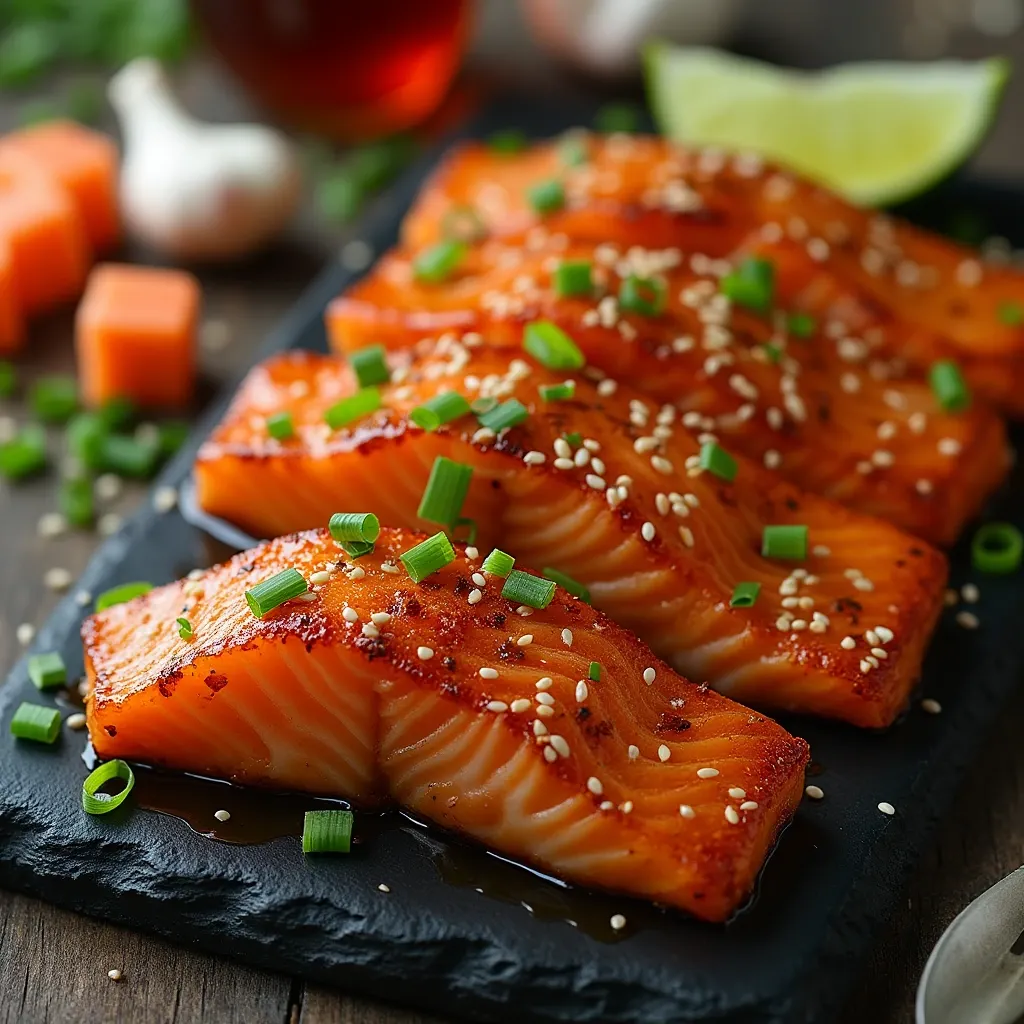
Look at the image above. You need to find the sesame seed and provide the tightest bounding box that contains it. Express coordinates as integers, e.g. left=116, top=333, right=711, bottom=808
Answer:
left=517, top=606, right=533, bottom=617
left=472, top=427, right=496, bottom=445
left=853, top=577, right=875, bottom=592
left=16, top=623, right=34, bottom=645
left=657, top=744, right=671, bottom=762
left=740, top=801, right=759, bottom=811
left=728, top=787, right=746, bottom=799
left=679, top=804, right=695, bottom=819
left=585, top=473, right=606, bottom=490
left=465, top=546, right=479, bottom=560
left=66, top=712, right=87, bottom=731
left=938, top=437, right=961, bottom=457
left=37, top=512, right=67, bottom=539
left=575, top=680, right=589, bottom=702
left=309, top=570, right=331, bottom=587
left=479, top=667, right=499, bottom=680
left=574, top=447, right=591, bottom=467
left=536, top=692, right=555, bottom=706
left=804, top=785, right=824, bottom=800
left=643, top=667, right=656, bottom=685
left=865, top=629, right=880, bottom=646
left=871, top=647, right=888, bottom=659
left=697, top=767, right=719, bottom=779
left=921, top=698, right=942, bottom=714
left=361, top=623, right=379, bottom=639
left=523, top=451, right=546, bottom=466
left=468, top=589, right=483, bottom=605
left=621, top=800, right=633, bottom=814
left=812, top=545, right=831, bottom=557
left=549, top=735, right=570, bottom=758
left=628, top=744, right=639, bottom=760
left=44, top=567, right=72, bottom=592
left=378, top=883, right=391, bottom=893
left=98, top=511, right=123, bottom=536
left=651, top=455, right=673, bottom=474
left=536, top=676, right=553, bottom=690
left=342, top=607, right=359, bottom=623
left=859, top=659, right=874, bottom=673
left=153, top=486, right=178, bottom=513
left=597, top=379, right=617, bottom=397
left=516, top=634, right=533, bottom=647
left=94, top=474, right=122, bottom=501
left=107, top=969, right=122, bottom=981
left=961, top=583, right=980, bottom=603
left=533, top=720, right=548, bottom=736
left=878, top=802, right=895, bottom=816
left=508, top=699, right=530, bottom=714
left=956, top=611, right=980, bottom=630
left=610, top=913, right=627, bottom=931
left=472, top=572, right=487, bottom=587
left=587, top=777, right=604, bottom=796
left=417, top=646, right=434, bottom=660
left=561, top=628, right=573, bottom=646
left=641, top=521, right=656, bottom=542
left=679, top=526, right=694, bottom=548
left=553, top=457, right=574, bottom=470
left=543, top=746, right=558, bottom=763
left=214, top=809, right=231, bottom=822
left=725, top=805, right=740, bottom=824
left=75, top=590, right=92, bottom=607
left=486, top=701, right=508, bottom=713
left=553, top=438, right=572, bottom=459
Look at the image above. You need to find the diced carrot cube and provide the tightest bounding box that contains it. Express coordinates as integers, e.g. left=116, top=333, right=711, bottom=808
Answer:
left=0, top=167, right=90, bottom=315
left=0, top=121, right=120, bottom=253
left=0, top=239, right=24, bottom=353
left=76, top=263, right=200, bottom=409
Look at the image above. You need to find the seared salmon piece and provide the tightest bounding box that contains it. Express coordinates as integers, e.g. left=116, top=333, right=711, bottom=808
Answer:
left=327, top=240, right=1008, bottom=545
left=82, top=526, right=809, bottom=922
left=404, top=135, right=1024, bottom=414
left=195, top=346, right=947, bottom=727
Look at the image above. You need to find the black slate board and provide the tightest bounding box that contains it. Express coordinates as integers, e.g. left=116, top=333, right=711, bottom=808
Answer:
left=3, top=98, right=1024, bottom=1024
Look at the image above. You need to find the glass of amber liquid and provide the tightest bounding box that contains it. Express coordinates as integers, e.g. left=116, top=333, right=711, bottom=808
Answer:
left=191, top=0, right=473, bottom=139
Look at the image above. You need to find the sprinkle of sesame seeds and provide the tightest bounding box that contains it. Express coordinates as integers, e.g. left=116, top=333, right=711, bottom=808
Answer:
left=553, top=438, right=572, bottom=459
left=468, top=589, right=483, bottom=605
left=533, top=720, right=548, bottom=736
left=479, top=667, right=499, bottom=680
left=585, top=473, right=605, bottom=490
left=628, top=744, right=639, bottom=760
left=361, top=622, right=379, bottom=638
left=697, top=767, right=719, bottom=779
left=516, top=634, right=533, bottom=647
left=16, top=623, right=34, bottom=646
left=107, top=969, right=122, bottom=981
left=536, top=692, right=555, bottom=706
left=961, top=583, right=980, bottom=604
left=510, top=699, right=531, bottom=714
left=417, top=646, right=434, bottom=660
left=342, top=607, right=359, bottom=623
left=657, top=744, right=671, bottom=762
left=472, top=572, right=487, bottom=587
left=728, top=787, right=746, bottom=799
left=921, top=698, right=942, bottom=715
left=349, top=567, right=366, bottom=580
left=378, top=883, right=391, bottom=893
left=465, top=546, right=479, bottom=560
left=642, top=667, right=656, bottom=685
left=853, top=577, right=875, bottom=592
left=561, top=628, right=573, bottom=646
left=610, top=913, right=627, bottom=931
left=543, top=746, right=558, bottom=763
left=725, top=805, right=740, bottom=824
left=740, top=801, right=759, bottom=811
left=864, top=629, right=880, bottom=646
left=878, top=802, right=895, bottom=816
left=587, top=776, right=604, bottom=795
left=679, top=804, right=695, bottom=818
left=44, top=567, right=72, bottom=592
left=536, top=676, right=553, bottom=691
left=550, top=735, right=570, bottom=758
left=651, top=455, right=673, bottom=474
left=486, top=700, right=508, bottom=713
left=859, top=659, right=874, bottom=673
left=575, top=680, right=589, bottom=702
left=523, top=451, right=546, bottom=466
left=805, top=785, right=824, bottom=800
left=641, top=521, right=656, bottom=542
left=553, top=457, right=574, bottom=470
left=956, top=610, right=980, bottom=630
left=621, top=800, right=634, bottom=814
left=66, top=712, right=87, bottom=731
left=679, top=526, right=695, bottom=548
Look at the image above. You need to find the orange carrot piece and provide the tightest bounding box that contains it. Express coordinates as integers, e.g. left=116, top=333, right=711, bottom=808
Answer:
left=0, top=121, right=120, bottom=253
left=75, top=263, right=200, bottom=409
left=0, top=239, right=23, bottom=353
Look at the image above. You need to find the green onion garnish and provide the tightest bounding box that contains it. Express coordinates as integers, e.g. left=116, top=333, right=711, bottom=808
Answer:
left=324, top=387, right=381, bottom=430
left=82, top=759, right=135, bottom=815
left=10, top=702, right=60, bottom=744
left=730, top=581, right=762, bottom=608
left=27, top=651, right=65, bottom=690
left=400, top=531, right=455, bottom=583
left=95, top=582, right=153, bottom=612
left=30, top=375, right=78, bottom=423
left=488, top=128, right=527, bottom=154
left=543, top=567, right=591, bottom=603
left=59, top=475, right=94, bottom=527
left=417, top=457, right=473, bottom=528
left=619, top=275, right=666, bottom=317
left=523, top=320, right=585, bottom=370
left=929, top=360, right=971, bottom=413
left=558, top=132, right=589, bottom=167
left=554, top=260, right=593, bottom=298
left=266, top=411, right=294, bottom=440
left=998, top=301, right=1023, bottom=326
left=441, top=205, right=487, bottom=243
left=410, top=391, right=471, bottom=432
left=477, top=398, right=528, bottom=432
left=762, top=343, right=782, bottom=365
left=699, top=442, right=738, bottom=483
left=562, top=432, right=582, bottom=449
left=588, top=661, right=601, bottom=681
left=157, top=420, right=190, bottom=458
left=99, top=434, right=160, bottom=479
left=0, top=425, right=46, bottom=479
left=971, top=522, right=1023, bottom=574
left=245, top=568, right=308, bottom=618
left=302, top=808, right=354, bottom=854
left=340, top=541, right=375, bottom=560
left=720, top=257, right=775, bottom=313
left=470, top=396, right=498, bottom=416
left=98, top=395, right=136, bottom=430
left=595, top=102, right=641, bottom=133
left=500, top=570, right=555, bottom=609
left=538, top=381, right=575, bottom=402
left=176, top=617, right=193, bottom=640
left=761, top=525, right=808, bottom=561
left=328, top=512, right=381, bottom=545
left=67, top=413, right=106, bottom=469
left=787, top=312, right=816, bottom=339
left=482, top=548, right=515, bottom=577
left=413, top=239, right=467, bottom=283
left=453, top=517, right=478, bottom=546
left=350, top=344, right=391, bottom=388
left=526, top=179, right=565, bottom=215
left=0, top=359, right=16, bottom=397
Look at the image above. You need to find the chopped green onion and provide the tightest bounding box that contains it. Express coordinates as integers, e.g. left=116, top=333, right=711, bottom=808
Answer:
left=470, top=396, right=498, bottom=416
left=441, top=205, right=487, bottom=243
left=30, top=375, right=78, bottom=423
left=176, top=617, right=193, bottom=640
left=477, top=398, right=528, bottom=432
left=554, top=260, right=593, bottom=298
left=488, top=128, right=527, bottom=154
left=328, top=512, right=381, bottom=545
left=699, top=442, right=738, bottom=483
left=526, top=179, right=565, bottom=215
left=245, top=568, right=308, bottom=619
left=82, top=759, right=135, bottom=816
left=972, top=522, right=1023, bottom=574
left=543, top=567, right=591, bottom=603
left=67, top=413, right=106, bottom=469
left=0, top=425, right=46, bottom=479
left=99, top=434, right=160, bottom=478
left=588, top=661, right=601, bottom=681
left=720, top=258, right=775, bottom=313
left=302, top=808, right=354, bottom=854
left=413, top=239, right=467, bottom=283
left=557, top=132, right=589, bottom=167
left=417, top=457, right=473, bottom=527
left=27, top=652, right=65, bottom=690
left=95, top=582, right=153, bottom=612
left=453, top=517, right=478, bottom=545
left=266, top=411, right=294, bottom=440
left=98, top=396, right=136, bottom=430
left=500, top=570, right=556, bottom=609
left=761, top=525, right=808, bottom=561
left=10, top=702, right=60, bottom=744
left=324, top=387, right=381, bottom=430
left=730, top=582, right=762, bottom=608
left=157, top=420, right=190, bottom=458
left=998, top=301, right=1023, bottom=326
left=539, top=381, right=575, bottom=402
left=59, top=476, right=94, bottom=527
left=562, top=432, right=582, bottom=449
left=762, top=343, right=782, bottom=365
left=410, top=391, right=471, bottom=432
left=0, top=360, right=16, bottom=397
left=350, top=344, right=391, bottom=388
left=929, top=360, right=971, bottom=413
left=317, top=171, right=363, bottom=224
left=523, top=320, right=585, bottom=370
left=400, top=531, right=455, bottom=583
left=619, top=275, right=666, bottom=317
left=482, top=548, right=515, bottom=577
left=787, top=312, right=816, bottom=339
left=339, top=541, right=375, bottom=560
left=595, top=102, right=642, bottom=133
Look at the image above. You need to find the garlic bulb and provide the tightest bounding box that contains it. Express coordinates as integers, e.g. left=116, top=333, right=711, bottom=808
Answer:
left=108, top=59, right=302, bottom=262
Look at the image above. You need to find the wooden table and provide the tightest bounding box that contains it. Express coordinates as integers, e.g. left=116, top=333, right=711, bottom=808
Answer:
left=4, top=3, right=1024, bottom=1021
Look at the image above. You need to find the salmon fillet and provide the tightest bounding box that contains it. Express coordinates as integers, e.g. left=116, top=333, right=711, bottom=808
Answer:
left=403, top=134, right=1024, bottom=414
left=195, top=345, right=947, bottom=727
left=327, top=239, right=1008, bottom=545
left=82, top=526, right=809, bottom=922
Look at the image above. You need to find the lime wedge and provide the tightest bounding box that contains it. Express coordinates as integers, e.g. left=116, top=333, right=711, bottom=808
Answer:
left=644, top=44, right=1010, bottom=206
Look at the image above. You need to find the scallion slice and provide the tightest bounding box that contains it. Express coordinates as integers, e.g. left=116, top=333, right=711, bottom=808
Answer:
left=787, top=312, right=816, bottom=339
left=554, top=260, right=593, bottom=298
left=350, top=344, right=390, bottom=388
left=558, top=132, right=589, bottom=167
left=699, top=442, right=738, bottom=483
left=328, top=512, right=381, bottom=545
left=482, top=548, right=515, bottom=577
left=526, top=179, right=565, bottom=214
left=562, top=432, right=582, bottom=449
left=266, top=411, right=294, bottom=440
left=588, top=661, right=601, bottom=681
left=413, top=239, right=467, bottom=283
left=59, top=476, right=94, bottom=527
left=762, top=343, right=782, bottom=365
left=10, top=702, right=60, bottom=743
left=99, top=434, right=160, bottom=479
left=0, top=359, right=16, bottom=397
left=27, top=652, right=65, bottom=690
left=998, top=301, right=1023, bottom=326
left=470, top=396, right=498, bottom=416
left=67, top=413, right=107, bottom=469
left=0, top=425, right=46, bottom=480
left=929, top=360, right=971, bottom=413
left=339, top=541, right=375, bottom=560
left=619, top=275, right=666, bottom=317
left=595, top=102, right=641, bottom=133
left=302, top=808, right=354, bottom=854
left=82, top=759, right=135, bottom=815
left=488, top=128, right=527, bottom=154
left=417, top=457, right=473, bottom=527
left=543, top=567, right=591, bottom=603
left=477, top=398, right=528, bottom=432
left=95, top=582, right=153, bottom=612
left=400, top=531, right=455, bottom=583
left=453, top=517, right=478, bottom=546
left=501, top=570, right=555, bottom=609
left=30, top=375, right=78, bottom=423
left=98, top=396, right=136, bottom=430
left=410, top=391, right=471, bottom=432
left=523, top=320, right=585, bottom=370
left=972, top=522, right=1023, bottom=574
left=245, top=568, right=308, bottom=618
left=720, top=257, right=775, bottom=313
left=538, top=381, right=575, bottom=402
left=324, top=387, right=381, bottom=430
left=761, top=525, right=808, bottom=561
left=730, top=581, right=761, bottom=608
left=176, top=617, right=193, bottom=640
left=157, top=421, right=190, bottom=458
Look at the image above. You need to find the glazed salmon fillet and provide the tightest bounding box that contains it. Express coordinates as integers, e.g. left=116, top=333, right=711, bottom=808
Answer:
left=195, top=345, right=947, bottom=727
left=82, top=526, right=809, bottom=922
left=327, top=239, right=1008, bottom=545
left=404, top=134, right=1024, bottom=413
